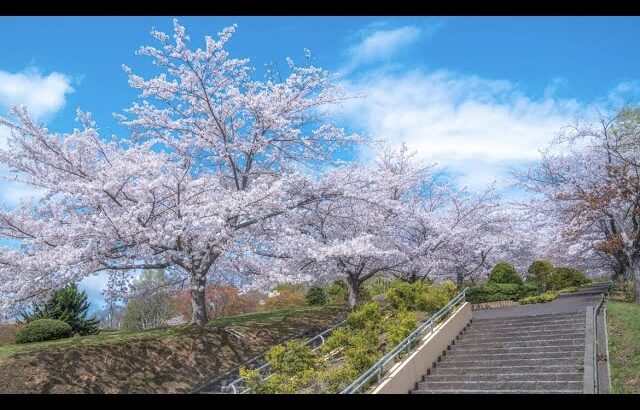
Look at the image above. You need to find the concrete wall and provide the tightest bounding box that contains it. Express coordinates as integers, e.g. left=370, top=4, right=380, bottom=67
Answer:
left=372, top=302, right=472, bottom=394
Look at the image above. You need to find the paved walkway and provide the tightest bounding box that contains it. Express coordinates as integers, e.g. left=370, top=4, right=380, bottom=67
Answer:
left=473, top=284, right=610, bottom=320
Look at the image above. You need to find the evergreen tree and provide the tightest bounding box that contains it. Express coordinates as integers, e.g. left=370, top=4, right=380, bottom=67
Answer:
left=19, top=283, right=99, bottom=335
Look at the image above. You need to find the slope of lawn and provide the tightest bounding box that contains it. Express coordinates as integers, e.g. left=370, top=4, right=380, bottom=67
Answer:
left=0, top=305, right=346, bottom=393
left=607, top=299, right=640, bottom=393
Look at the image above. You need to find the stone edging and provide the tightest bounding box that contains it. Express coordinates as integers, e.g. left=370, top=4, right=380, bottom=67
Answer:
left=471, top=300, right=518, bottom=310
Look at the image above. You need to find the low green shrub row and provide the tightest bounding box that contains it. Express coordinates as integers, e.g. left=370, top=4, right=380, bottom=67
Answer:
left=466, top=283, right=538, bottom=304
left=526, top=260, right=591, bottom=291
left=558, top=286, right=580, bottom=293
left=519, top=290, right=559, bottom=305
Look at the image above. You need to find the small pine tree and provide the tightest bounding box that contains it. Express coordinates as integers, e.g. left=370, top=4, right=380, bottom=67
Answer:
left=19, top=283, right=99, bottom=335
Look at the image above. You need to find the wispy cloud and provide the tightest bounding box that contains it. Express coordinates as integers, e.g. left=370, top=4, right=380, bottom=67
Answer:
left=339, top=68, right=634, bottom=190
left=341, top=22, right=443, bottom=74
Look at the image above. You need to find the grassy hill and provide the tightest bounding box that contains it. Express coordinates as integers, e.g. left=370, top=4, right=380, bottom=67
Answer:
left=0, top=305, right=346, bottom=393
left=607, top=299, right=640, bottom=393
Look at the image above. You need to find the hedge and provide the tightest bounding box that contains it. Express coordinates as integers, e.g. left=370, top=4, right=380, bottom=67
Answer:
left=14, top=318, right=73, bottom=344
left=466, top=283, right=538, bottom=304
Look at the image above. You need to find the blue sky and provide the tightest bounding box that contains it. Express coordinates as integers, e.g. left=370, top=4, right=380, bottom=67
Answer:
left=1, top=16, right=639, bottom=312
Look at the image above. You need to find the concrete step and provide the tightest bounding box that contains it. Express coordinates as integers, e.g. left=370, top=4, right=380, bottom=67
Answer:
left=422, top=372, right=582, bottom=383
left=464, top=327, right=585, bottom=338
left=442, top=350, right=584, bottom=362
left=416, top=380, right=583, bottom=391
left=429, top=365, right=583, bottom=376
left=451, top=337, right=585, bottom=349
left=469, top=321, right=584, bottom=332
left=462, top=331, right=585, bottom=343
left=472, top=312, right=584, bottom=325
left=435, top=357, right=581, bottom=368
left=447, top=344, right=583, bottom=354
left=411, top=389, right=580, bottom=394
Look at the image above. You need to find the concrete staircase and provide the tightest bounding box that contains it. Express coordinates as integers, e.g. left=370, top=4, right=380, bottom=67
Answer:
left=411, top=311, right=586, bottom=394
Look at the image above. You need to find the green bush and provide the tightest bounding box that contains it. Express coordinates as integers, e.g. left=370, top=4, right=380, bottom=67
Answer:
left=488, top=262, right=523, bottom=285
left=519, top=291, right=559, bottom=305
left=527, top=260, right=555, bottom=292
left=418, top=281, right=458, bottom=312
left=385, top=281, right=424, bottom=311
left=305, top=286, right=327, bottom=306
left=547, top=267, right=590, bottom=290
left=14, top=319, right=73, bottom=344
left=466, top=283, right=538, bottom=304
left=383, top=309, right=417, bottom=346
left=322, top=326, right=381, bottom=375
left=325, top=281, right=347, bottom=304
left=620, top=279, right=637, bottom=301
left=240, top=340, right=324, bottom=394
left=385, top=280, right=458, bottom=313
left=346, top=302, right=382, bottom=330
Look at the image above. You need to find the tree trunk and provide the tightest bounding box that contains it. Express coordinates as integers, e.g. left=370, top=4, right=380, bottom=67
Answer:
left=344, top=276, right=360, bottom=310
left=190, top=274, right=208, bottom=325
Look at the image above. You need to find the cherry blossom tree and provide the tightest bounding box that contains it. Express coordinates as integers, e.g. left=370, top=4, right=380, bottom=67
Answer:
left=0, top=20, right=359, bottom=324
left=516, top=107, right=640, bottom=299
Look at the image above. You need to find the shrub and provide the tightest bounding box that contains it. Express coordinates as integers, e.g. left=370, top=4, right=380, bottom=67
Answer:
left=547, top=267, right=589, bottom=290
left=385, top=280, right=458, bottom=313
left=558, top=286, right=580, bottom=293
left=527, top=260, right=555, bottom=292
left=383, top=309, right=417, bottom=346
left=305, top=287, right=327, bottom=306
left=519, top=291, right=559, bottom=305
left=19, top=283, right=99, bottom=335
left=346, top=302, right=382, bottom=330
left=324, top=281, right=347, bottom=305
left=385, top=281, right=424, bottom=311
left=621, top=279, right=637, bottom=301
left=418, top=281, right=458, bottom=313
left=241, top=340, right=324, bottom=394
left=322, top=327, right=381, bottom=374
left=488, top=262, right=523, bottom=285
left=466, top=283, right=538, bottom=304
left=14, top=319, right=73, bottom=344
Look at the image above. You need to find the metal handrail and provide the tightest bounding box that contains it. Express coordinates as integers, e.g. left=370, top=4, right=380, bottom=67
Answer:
left=592, top=280, right=612, bottom=394
left=226, top=317, right=348, bottom=394
left=340, top=287, right=468, bottom=394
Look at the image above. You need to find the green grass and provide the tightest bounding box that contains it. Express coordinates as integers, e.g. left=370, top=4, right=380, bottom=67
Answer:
left=607, top=300, right=640, bottom=393
left=0, top=304, right=343, bottom=358
left=210, top=305, right=339, bottom=327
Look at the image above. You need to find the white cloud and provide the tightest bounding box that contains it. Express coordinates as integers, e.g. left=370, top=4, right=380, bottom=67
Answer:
left=0, top=68, right=74, bottom=120
left=339, top=68, right=614, bottom=190
left=0, top=68, right=74, bottom=207
left=343, top=25, right=423, bottom=73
